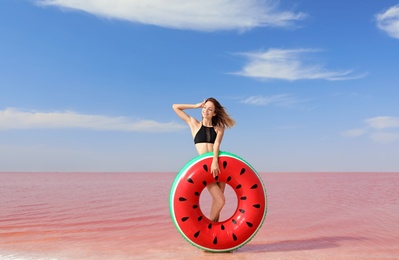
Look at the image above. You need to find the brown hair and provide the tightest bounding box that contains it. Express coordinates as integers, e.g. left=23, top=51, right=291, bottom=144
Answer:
left=206, top=97, right=235, bottom=129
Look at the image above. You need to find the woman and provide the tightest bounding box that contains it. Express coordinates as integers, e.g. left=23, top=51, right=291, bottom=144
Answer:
left=172, top=97, right=235, bottom=222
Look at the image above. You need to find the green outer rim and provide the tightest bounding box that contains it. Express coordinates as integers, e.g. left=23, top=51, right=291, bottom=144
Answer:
left=169, top=151, right=268, bottom=252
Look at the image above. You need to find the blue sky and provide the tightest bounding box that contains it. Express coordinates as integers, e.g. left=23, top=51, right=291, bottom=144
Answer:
left=1, top=0, right=399, bottom=172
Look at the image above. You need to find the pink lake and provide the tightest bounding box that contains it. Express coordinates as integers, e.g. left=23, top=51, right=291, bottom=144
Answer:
left=0, top=172, right=398, bottom=259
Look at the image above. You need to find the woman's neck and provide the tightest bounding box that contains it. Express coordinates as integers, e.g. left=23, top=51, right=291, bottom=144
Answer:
left=202, top=118, right=213, bottom=127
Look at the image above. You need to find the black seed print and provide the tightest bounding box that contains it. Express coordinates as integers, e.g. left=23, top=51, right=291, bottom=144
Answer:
left=179, top=197, right=187, bottom=201
left=213, top=237, right=218, bottom=245
left=194, top=192, right=200, bottom=196
left=194, top=231, right=200, bottom=238
left=187, top=178, right=194, bottom=184
left=223, top=161, right=227, bottom=169
left=253, top=204, right=261, bottom=208
left=203, top=181, right=207, bottom=186
left=250, top=184, right=258, bottom=189
left=182, top=217, right=189, bottom=222
left=240, top=196, right=247, bottom=200
left=226, top=176, right=232, bottom=182
left=236, top=184, right=242, bottom=189
left=208, top=223, right=213, bottom=229
left=198, top=216, right=203, bottom=221
left=203, top=164, right=208, bottom=172
left=221, top=224, right=225, bottom=230
left=232, top=219, right=237, bottom=224
left=193, top=205, right=199, bottom=209
left=246, top=222, right=253, bottom=228
left=239, top=209, right=245, bottom=213
left=214, top=176, right=218, bottom=181
left=240, top=168, right=246, bottom=175
left=233, top=233, right=237, bottom=241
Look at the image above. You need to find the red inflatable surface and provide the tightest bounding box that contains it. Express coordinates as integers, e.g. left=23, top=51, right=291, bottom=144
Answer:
left=169, top=151, right=267, bottom=252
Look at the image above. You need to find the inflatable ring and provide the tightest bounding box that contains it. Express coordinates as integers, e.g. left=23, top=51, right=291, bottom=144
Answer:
left=169, top=151, right=267, bottom=252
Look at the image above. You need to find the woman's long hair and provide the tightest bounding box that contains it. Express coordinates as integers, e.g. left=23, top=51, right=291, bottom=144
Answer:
left=206, top=97, right=235, bottom=129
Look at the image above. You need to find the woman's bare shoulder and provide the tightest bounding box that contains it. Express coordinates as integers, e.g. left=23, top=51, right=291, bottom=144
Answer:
left=214, top=125, right=225, bottom=133
left=189, top=116, right=200, bottom=125
left=187, top=117, right=201, bottom=132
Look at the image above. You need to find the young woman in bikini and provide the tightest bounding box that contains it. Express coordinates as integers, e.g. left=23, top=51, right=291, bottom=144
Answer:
left=172, top=97, right=235, bottom=222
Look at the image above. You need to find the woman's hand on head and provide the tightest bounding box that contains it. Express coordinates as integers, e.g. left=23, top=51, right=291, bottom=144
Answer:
left=196, top=99, right=206, bottom=109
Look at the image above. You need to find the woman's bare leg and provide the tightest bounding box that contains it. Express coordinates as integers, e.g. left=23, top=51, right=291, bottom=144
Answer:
left=207, top=182, right=226, bottom=222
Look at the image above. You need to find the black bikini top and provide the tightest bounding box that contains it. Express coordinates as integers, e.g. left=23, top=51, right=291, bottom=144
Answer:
left=194, top=124, right=217, bottom=144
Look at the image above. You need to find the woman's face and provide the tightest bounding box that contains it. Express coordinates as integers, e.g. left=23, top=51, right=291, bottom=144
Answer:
left=202, top=101, right=216, bottom=119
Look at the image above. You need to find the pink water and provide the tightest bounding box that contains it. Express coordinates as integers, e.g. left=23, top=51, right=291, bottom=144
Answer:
left=0, top=172, right=398, bottom=260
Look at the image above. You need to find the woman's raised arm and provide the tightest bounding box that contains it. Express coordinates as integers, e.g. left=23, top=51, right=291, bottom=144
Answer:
left=172, top=101, right=204, bottom=124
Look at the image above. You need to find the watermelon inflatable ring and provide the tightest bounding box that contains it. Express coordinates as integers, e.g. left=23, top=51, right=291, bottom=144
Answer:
left=169, top=151, right=267, bottom=252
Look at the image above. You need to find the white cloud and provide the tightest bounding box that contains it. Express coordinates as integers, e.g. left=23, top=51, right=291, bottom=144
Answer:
left=0, top=108, right=185, bottom=132
left=342, top=116, right=399, bottom=144
left=240, top=94, right=306, bottom=107
left=365, top=116, right=399, bottom=129
left=232, top=48, right=365, bottom=81
left=376, top=4, right=399, bottom=39
left=35, top=0, right=306, bottom=32
left=341, top=128, right=366, bottom=137
left=370, top=132, right=399, bottom=144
